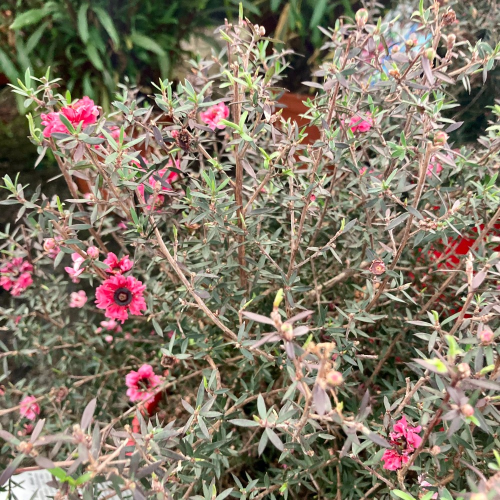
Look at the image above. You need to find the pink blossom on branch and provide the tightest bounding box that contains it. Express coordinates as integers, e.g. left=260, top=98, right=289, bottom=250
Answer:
left=86, top=246, right=99, bottom=259
left=0, top=258, right=33, bottom=296
left=349, top=113, right=373, bottom=133
left=125, top=364, right=162, bottom=402
left=19, top=396, right=40, bottom=420
left=103, top=252, right=134, bottom=275
left=69, top=290, right=87, bottom=308
left=200, top=102, right=230, bottom=130
left=41, top=96, right=99, bottom=138
left=427, top=158, right=443, bottom=177
left=40, top=112, right=68, bottom=138
left=381, top=449, right=408, bottom=471
left=65, top=252, right=85, bottom=283
left=97, top=319, right=123, bottom=333
left=95, top=274, right=146, bottom=323
left=381, top=415, right=422, bottom=471
left=43, top=238, right=61, bottom=259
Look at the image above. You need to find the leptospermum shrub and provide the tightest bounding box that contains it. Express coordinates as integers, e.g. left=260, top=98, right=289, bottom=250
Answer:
left=1, top=2, right=500, bottom=499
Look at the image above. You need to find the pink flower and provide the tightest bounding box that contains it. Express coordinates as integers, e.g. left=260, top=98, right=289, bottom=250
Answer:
left=95, top=274, right=146, bottom=323
left=381, top=449, right=408, bottom=471
left=100, top=319, right=123, bottom=332
left=118, top=221, right=127, bottom=230
left=350, top=113, right=373, bottom=133
left=61, top=97, right=99, bottom=127
left=125, top=364, right=162, bottom=402
left=200, top=102, right=230, bottom=130
left=137, top=162, right=180, bottom=210
left=19, top=396, right=40, bottom=420
left=69, top=290, right=87, bottom=308
left=381, top=416, right=422, bottom=471
left=65, top=252, right=85, bottom=283
left=44, top=237, right=61, bottom=259
left=427, top=157, right=443, bottom=177
left=41, top=97, right=99, bottom=138
left=40, top=112, right=68, bottom=138
left=43, top=238, right=57, bottom=252
left=87, top=246, right=99, bottom=259
left=0, top=258, right=33, bottom=296
left=105, top=335, right=114, bottom=343
left=391, top=415, right=422, bottom=449
left=103, top=252, right=134, bottom=275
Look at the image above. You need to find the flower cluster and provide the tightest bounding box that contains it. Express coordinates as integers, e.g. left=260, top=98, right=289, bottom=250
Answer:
left=0, top=258, right=33, bottom=296
left=381, top=416, right=423, bottom=471
left=41, top=97, right=99, bottom=138
left=200, top=102, right=230, bottom=130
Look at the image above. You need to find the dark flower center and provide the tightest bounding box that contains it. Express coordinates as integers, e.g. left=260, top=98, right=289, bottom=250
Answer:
left=138, top=377, right=150, bottom=390
left=114, top=287, right=133, bottom=306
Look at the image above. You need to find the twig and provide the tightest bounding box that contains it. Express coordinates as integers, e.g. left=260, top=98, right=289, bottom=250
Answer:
left=149, top=217, right=273, bottom=361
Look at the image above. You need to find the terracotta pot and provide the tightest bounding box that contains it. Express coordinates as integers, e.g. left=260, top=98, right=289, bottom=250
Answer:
left=277, top=92, right=320, bottom=144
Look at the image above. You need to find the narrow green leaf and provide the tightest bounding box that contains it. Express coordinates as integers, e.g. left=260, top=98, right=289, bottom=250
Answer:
left=77, top=3, right=89, bottom=44
left=130, top=33, right=166, bottom=57
left=92, top=7, right=120, bottom=48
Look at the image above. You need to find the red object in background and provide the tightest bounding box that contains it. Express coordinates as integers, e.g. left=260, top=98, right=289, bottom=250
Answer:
left=131, top=390, right=164, bottom=433
left=430, top=223, right=500, bottom=269
left=126, top=390, right=164, bottom=451
left=424, top=222, right=500, bottom=315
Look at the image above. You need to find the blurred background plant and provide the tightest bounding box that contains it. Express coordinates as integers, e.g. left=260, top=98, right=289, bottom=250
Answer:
left=0, top=0, right=231, bottom=111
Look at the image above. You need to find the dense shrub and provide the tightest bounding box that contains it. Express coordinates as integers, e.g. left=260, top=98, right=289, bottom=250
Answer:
left=1, top=2, right=500, bottom=499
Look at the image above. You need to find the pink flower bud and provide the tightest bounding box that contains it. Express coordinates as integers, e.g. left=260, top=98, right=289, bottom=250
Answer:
left=479, top=326, right=494, bottom=345
left=105, top=335, right=113, bottom=343
left=461, top=404, right=474, bottom=417
left=43, top=238, right=57, bottom=252
left=87, top=246, right=99, bottom=259
left=433, top=131, right=448, bottom=146
left=355, top=8, right=369, bottom=27
left=326, top=370, right=344, bottom=387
